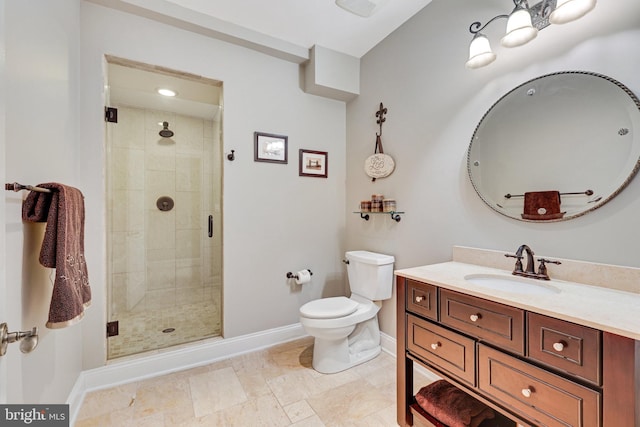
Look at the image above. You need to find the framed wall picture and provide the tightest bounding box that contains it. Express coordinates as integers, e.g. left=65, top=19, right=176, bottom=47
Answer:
left=299, top=149, right=328, bottom=178
left=254, top=132, right=288, bottom=164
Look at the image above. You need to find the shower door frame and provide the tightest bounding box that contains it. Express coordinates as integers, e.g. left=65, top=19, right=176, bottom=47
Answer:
left=104, top=56, right=224, bottom=359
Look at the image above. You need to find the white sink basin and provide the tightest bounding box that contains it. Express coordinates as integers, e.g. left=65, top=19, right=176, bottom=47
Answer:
left=464, top=273, right=561, bottom=295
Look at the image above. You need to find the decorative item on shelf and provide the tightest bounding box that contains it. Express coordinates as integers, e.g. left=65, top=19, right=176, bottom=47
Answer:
left=360, top=200, right=372, bottom=212
left=371, top=194, right=384, bottom=212
left=364, top=103, right=395, bottom=182
left=355, top=197, right=403, bottom=222
left=383, top=199, right=396, bottom=212
left=465, top=0, right=597, bottom=69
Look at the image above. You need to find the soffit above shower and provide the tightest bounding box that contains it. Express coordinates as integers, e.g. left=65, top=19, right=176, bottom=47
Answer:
left=107, top=57, right=222, bottom=120
left=88, top=0, right=432, bottom=60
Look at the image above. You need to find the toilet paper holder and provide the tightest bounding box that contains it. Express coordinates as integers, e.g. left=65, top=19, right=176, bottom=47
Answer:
left=286, top=269, right=313, bottom=280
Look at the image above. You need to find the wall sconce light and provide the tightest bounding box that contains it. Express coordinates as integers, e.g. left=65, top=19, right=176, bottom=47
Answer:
left=466, top=0, right=597, bottom=69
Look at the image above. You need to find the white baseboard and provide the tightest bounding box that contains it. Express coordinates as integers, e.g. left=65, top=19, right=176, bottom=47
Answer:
left=68, top=323, right=307, bottom=425
left=380, top=331, right=397, bottom=356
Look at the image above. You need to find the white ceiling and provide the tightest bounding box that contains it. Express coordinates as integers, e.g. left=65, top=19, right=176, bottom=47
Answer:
left=103, top=0, right=434, bottom=119
left=148, top=0, right=432, bottom=58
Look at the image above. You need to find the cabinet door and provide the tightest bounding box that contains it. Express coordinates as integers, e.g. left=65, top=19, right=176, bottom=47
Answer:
left=440, top=289, right=525, bottom=355
left=478, top=344, right=601, bottom=427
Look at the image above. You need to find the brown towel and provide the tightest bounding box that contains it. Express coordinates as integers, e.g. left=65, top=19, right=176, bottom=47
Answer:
left=22, top=183, right=91, bottom=329
left=415, top=380, right=495, bottom=427
left=521, top=190, right=565, bottom=220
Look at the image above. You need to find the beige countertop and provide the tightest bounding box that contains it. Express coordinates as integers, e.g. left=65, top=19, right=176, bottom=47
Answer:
left=396, top=261, right=640, bottom=341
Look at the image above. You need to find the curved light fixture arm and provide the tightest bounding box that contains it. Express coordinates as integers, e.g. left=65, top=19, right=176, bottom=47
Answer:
left=469, top=0, right=549, bottom=35
left=469, top=14, right=509, bottom=35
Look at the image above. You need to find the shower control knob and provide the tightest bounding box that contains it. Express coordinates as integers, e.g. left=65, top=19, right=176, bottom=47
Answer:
left=469, top=314, right=480, bottom=322
left=156, top=196, right=174, bottom=212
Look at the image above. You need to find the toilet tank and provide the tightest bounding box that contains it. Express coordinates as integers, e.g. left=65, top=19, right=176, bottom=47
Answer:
left=345, top=251, right=395, bottom=300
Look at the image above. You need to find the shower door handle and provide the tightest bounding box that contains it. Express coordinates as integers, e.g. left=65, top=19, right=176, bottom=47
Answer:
left=208, top=215, right=213, bottom=238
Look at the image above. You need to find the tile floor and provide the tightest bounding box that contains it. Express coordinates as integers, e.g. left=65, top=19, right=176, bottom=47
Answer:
left=77, top=337, right=430, bottom=426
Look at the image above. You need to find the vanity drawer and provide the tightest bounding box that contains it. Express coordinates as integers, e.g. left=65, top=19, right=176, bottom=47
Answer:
left=406, top=279, right=438, bottom=320
left=407, top=314, right=476, bottom=386
left=478, top=344, right=601, bottom=427
left=440, top=289, right=525, bottom=355
left=527, top=312, right=602, bottom=386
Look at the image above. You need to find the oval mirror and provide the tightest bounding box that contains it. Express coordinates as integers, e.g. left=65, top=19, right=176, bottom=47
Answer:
left=467, top=71, right=640, bottom=222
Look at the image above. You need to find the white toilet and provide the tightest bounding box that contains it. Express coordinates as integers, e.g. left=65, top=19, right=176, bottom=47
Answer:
left=299, top=250, right=395, bottom=374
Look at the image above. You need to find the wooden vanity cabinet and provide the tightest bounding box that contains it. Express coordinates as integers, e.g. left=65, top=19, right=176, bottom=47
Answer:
left=396, top=275, right=640, bottom=427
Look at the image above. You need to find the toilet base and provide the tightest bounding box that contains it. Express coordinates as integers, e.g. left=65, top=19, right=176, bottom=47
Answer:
left=311, top=316, right=382, bottom=374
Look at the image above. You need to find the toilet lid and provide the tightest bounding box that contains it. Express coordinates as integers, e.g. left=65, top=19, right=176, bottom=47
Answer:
left=300, top=297, right=359, bottom=319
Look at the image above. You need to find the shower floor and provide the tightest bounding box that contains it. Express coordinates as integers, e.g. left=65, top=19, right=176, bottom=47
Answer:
left=108, top=299, right=222, bottom=359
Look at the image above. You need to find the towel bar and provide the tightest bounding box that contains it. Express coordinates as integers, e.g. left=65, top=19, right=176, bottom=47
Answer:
left=5, top=182, right=52, bottom=193
left=504, top=189, right=593, bottom=199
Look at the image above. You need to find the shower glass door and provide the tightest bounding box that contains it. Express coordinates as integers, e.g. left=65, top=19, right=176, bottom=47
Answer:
left=105, top=58, right=223, bottom=359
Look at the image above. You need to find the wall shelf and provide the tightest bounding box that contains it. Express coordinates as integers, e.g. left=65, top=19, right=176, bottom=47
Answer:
left=354, top=211, right=404, bottom=222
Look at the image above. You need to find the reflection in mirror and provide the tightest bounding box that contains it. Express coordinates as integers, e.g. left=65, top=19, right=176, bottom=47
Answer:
left=467, top=71, right=640, bottom=222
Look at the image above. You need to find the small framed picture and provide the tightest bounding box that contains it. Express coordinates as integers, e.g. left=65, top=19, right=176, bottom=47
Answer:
left=299, top=149, right=328, bottom=178
left=254, top=132, right=288, bottom=164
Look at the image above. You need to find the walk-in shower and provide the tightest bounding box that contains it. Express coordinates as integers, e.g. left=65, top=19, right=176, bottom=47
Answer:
left=105, top=58, right=223, bottom=359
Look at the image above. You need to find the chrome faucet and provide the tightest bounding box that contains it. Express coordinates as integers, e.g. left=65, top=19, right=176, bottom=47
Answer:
left=505, top=244, right=561, bottom=280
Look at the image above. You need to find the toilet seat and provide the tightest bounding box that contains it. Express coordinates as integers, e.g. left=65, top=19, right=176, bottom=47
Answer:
left=300, top=297, right=358, bottom=319
left=299, top=296, right=379, bottom=330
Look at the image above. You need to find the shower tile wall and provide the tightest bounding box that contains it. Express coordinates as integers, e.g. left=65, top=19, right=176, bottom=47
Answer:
left=108, top=105, right=222, bottom=358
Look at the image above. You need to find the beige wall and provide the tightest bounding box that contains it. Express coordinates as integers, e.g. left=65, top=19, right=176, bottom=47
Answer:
left=80, top=2, right=348, bottom=370
left=2, top=0, right=348, bottom=403
left=346, top=0, right=640, bottom=337
left=3, top=0, right=84, bottom=404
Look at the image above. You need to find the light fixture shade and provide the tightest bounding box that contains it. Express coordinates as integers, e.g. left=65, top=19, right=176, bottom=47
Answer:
left=501, top=7, right=538, bottom=48
left=466, top=34, right=497, bottom=69
left=335, top=0, right=388, bottom=17
left=549, top=0, right=596, bottom=24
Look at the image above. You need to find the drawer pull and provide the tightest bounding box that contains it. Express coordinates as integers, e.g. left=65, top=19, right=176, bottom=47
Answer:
left=469, top=314, right=480, bottom=322
left=415, top=295, right=424, bottom=303
left=521, top=388, right=533, bottom=398
left=552, top=341, right=566, bottom=352
left=430, top=342, right=440, bottom=350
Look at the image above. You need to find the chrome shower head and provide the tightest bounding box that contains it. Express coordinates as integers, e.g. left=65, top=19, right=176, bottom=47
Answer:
left=159, top=121, right=174, bottom=138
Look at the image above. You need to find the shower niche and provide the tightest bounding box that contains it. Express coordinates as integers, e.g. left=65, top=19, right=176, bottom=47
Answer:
left=105, top=57, right=223, bottom=359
